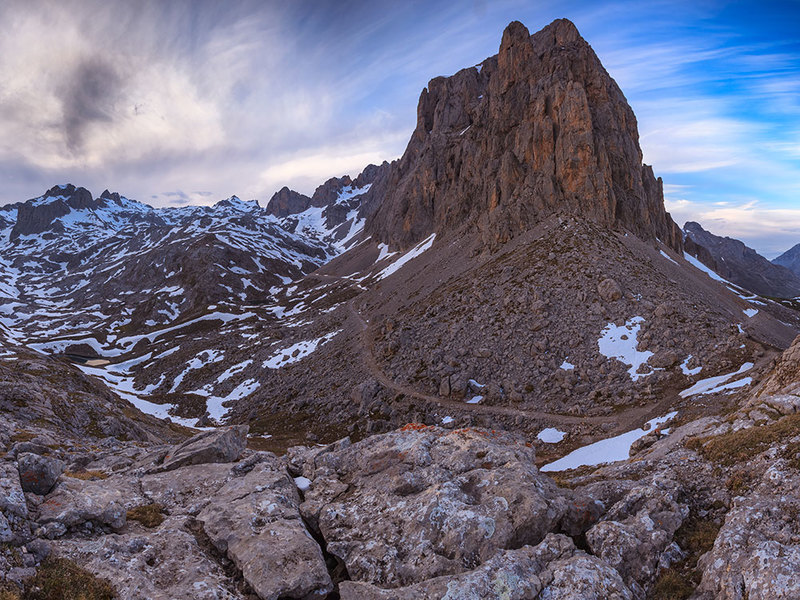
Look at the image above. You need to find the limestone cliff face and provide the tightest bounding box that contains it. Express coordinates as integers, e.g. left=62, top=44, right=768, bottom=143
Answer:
left=365, top=19, right=682, bottom=252
left=11, top=184, right=99, bottom=240
left=266, top=187, right=314, bottom=218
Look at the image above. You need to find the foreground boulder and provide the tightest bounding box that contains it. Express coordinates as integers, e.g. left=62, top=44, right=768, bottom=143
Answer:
left=586, top=476, right=688, bottom=595
left=153, top=425, right=248, bottom=472
left=17, top=452, right=64, bottom=496
left=198, top=455, right=333, bottom=599
left=298, top=425, right=569, bottom=588
left=36, top=476, right=138, bottom=538
left=694, top=467, right=800, bottom=599
left=54, top=516, right=241, bottom=600
left=339, top=533, right=634, bottom=599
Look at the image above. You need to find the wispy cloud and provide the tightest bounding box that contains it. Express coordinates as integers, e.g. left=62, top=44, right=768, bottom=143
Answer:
left=0, top=0, right=796, bottom=257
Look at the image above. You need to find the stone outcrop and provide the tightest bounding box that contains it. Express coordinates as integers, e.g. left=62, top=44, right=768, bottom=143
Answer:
left=758, top=334, right=800, bottom=396
left=11, top=184, right=99, bottom=240
left=339, top=534, right=634, bottom=599
left=297, top=426, right=569, bottom=588
left=36, top=475, right=139, bottom=538
left=684, top=221, right=800, bottom=298
left=365, top=19, right=683, bottom=252
left=153, top=425, right=248, bottom=472
left=265, top=186, right=313, bottom=217
left=694, top=473, right=800, bottom=599
left=198, top=455, right=333, bottom=599
left=55, top=517, right=242, bottom=600
left=586, top=478, right=688, bottom=595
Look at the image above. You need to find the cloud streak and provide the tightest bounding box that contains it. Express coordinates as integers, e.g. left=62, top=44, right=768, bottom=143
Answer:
left=0, top=0, right=796, bottom=255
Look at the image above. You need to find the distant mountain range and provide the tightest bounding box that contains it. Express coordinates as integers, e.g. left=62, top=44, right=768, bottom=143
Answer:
left=773, top=242, right=800, bottom=278
left=2, top=18, right=800, bottom=600
left=683, top=221, right=800, bottom=298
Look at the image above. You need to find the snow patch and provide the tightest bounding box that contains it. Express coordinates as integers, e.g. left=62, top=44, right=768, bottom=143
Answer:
left=376, top=234, right=436, bottom=280
left=541, top=412, right=677, bottom=472
left=683, top=252, right=730, bottom=284
left=680, top=355, right=703, bottom=376
left=659, top=250, right=678, bottom=265
left=597, top=317, right=654, bottom=381
left=679, top=362, right=754, bottom=398
left=205, top=379, right=260, bottom=420
left=262, top=330, right=341, bottom=369
left=537, top=428, right=566, bottom=443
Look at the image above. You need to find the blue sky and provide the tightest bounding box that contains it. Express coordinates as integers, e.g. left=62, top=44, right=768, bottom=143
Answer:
left=0, top=0, right=798, bottom=255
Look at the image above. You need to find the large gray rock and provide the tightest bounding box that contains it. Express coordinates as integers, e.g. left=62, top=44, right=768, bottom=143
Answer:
left=0, top=461, right=28, bottom=518
left=141, top=462, right=233, bottom=513
left=586, top=476, right=688, bottom=595
left=300, top=426, right=569, bottom=588
left=340, top=533, right=633, bottom=599
left=541, top=553, right=635, bottom=599
left=694, top=466, right=800, bottom=600
left=53, top=516, right=240, bottom=600
left=198, top=455, right=332, bottom=600
left=154, top=425, right=248, bottom=472
left=17, top=452, right=64, bottom=495
left=36, top=476, right=139, bottom=537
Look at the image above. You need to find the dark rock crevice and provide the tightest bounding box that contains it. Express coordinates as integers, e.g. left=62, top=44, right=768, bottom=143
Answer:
left=184, top=517, right=260, bottom=600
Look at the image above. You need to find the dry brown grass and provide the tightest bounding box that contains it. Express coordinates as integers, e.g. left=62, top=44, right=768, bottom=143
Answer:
left=126, top=504, right=165, bottom=528
left=686, top=413, right=800, bottom=467
left=64, top=471, right=108, bottom=481
left=650, top=517, right=721, bottom=600
left=17, top=558, right=115, bottom=600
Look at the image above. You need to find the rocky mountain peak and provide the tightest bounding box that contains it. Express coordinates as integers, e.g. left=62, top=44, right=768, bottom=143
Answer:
left=312, top=175, right=354, bottom=207
left=365, top=18, right=683, bottom=253
left=11, top=184, right=100, bottom=240
left=266, top=186, right=313, bottom=218
left=773, top=242, right=800, bottom=278
left=213, top=195, right=259, bottom=213
left=99, top=189, right=122, bottom=203
left=684, top=221, right=800, bottom=298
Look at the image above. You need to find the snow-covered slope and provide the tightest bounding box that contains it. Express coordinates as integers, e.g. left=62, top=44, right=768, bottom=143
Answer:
left=0, top=184, right=340, bottom=357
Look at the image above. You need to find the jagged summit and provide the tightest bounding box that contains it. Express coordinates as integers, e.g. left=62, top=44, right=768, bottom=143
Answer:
left=773, top=242, right=800, bottom=278
left=684, top=221, right=800, bottom=298
left=266, top=186, right=313, bottom=218
left=213, top=195, right=260, bottom=212
left=364, top=19, right=682, bottom=252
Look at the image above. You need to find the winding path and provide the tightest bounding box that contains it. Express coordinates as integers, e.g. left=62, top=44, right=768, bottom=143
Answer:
left=308, top=270, right=676, bottom=433
left=345, top=301, right=652, bottom=428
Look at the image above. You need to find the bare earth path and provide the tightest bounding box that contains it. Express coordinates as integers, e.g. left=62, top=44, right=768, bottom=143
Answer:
left=345, top=300, right=664, bottom=431
left=306, top=271, right=682, bottom=435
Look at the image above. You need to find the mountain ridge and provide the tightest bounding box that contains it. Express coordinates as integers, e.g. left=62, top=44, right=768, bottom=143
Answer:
left=684, top=221, right=800, bottom=298
left=773, top=242, right=800, bottom=278
left=362, top=19, right=682, bottom=253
